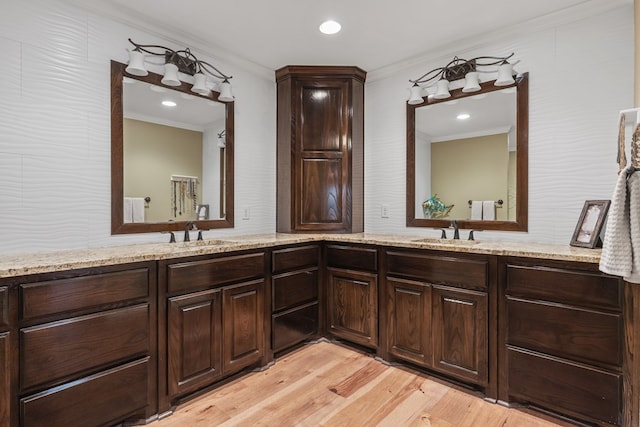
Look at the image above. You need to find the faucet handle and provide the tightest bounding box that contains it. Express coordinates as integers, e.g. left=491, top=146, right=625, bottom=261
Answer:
left=197, top=230, right=203, bottom=241
left=468, top=230, right=482, bottom=241
left=439, top=229, right=447, bottom=239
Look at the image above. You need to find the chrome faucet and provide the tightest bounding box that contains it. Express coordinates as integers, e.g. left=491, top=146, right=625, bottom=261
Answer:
left=184, top=221, right=195, bottom=242
left=450, top=220, right=460, bottom=240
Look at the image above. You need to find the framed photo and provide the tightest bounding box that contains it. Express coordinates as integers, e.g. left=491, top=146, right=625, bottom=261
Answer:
left=570, top=200, right=611, bottom=248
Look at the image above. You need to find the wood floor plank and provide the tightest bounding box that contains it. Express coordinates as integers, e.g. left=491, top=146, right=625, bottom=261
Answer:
left=153, top=342, right=574, bottom=427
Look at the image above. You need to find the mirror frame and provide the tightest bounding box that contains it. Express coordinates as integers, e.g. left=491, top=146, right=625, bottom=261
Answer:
left=110, top=60, right=234, bottom=234
left=406, top=72, right=528, bottom=231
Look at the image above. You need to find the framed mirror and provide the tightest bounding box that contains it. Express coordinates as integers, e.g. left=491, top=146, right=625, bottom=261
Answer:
left=111, top=60, right=234, bottom=234
left=406, top=72, right=528, bottom=231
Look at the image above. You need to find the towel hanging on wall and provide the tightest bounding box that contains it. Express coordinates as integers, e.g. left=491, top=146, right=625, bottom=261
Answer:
left=470, top=201, right=483, bottom=220
left=482, top=201, right=496, bottom=220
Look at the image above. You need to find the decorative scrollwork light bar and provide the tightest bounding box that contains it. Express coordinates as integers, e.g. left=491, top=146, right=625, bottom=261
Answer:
left=408, top=53, right=517, bottom=105
left=125, top=38, right=234, bottom=102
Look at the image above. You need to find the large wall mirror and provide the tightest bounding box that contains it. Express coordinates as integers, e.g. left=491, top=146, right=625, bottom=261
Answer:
left=111, top=60, right=234, bottom=234
left=406, top=72, right=528, bottom=231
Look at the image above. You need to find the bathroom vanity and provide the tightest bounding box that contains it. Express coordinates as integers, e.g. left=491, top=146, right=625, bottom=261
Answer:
left=0, top=234, right=634, bottom=427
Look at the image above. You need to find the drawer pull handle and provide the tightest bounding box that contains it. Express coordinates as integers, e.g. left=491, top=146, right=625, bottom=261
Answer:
left=443, top=297, right=474, bottom=306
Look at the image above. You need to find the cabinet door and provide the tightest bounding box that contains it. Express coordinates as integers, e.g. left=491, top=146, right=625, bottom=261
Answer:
left=168, top=289, right=221, bottom=398
left=432, top=285, right=488, bottom=385
left=222, top=280, right=265, bottom=375
left=327, top=268, right=378, bottom=348
left=387, top=278, right=431, bottom=367
left=0, top=332, right=9, bottom=427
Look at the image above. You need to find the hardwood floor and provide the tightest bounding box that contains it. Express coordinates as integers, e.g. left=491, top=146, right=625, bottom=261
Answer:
left=154, top=341, right=576, bottom=426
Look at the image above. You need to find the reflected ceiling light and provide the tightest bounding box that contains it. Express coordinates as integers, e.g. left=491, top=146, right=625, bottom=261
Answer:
left=319, top=20, right=341, bottom=35
left=162, top=100, right=177, bottom=107
left=407, top=53, right=518, bottom=105
left=457, top=113, right=470, bottom=120
left=125, top=38, right=234, bottom=102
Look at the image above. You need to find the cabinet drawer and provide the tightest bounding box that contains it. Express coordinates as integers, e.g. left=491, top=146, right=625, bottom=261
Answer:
left=507, top=347, right=621, bottom=425
left=506, top=265, right=621, bottom=310
left=21, top=357, right=149, bottom=427
left=273, top=269, right=318, bottom=312
left=21, top=304, right=149, bottom=391
left=387, top=251, right=488, bottom=290
left=272, top=245, right=319, bottom=273
left=0, top=287, right=7, bottom=329
left=168, top=252, right=265, bottom=294
left=326, top=245, right=377, bottom=272
left=272, top=302, right=318, bottom=352
left=20, top=268, right=150, bottom=321
left=507, top=297, right=621, bottom=366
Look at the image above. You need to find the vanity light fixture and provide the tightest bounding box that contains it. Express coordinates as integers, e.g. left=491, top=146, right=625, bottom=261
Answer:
left=125, top=38, right=234, bottom=102
left=408, top=53, right=517, bottom=105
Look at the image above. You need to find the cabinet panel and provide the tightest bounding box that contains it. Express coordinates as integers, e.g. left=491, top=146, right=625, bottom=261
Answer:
left=301, top=158, right=343, bottom=224
left=507, top=297, right=622, bottom=366
left=432, top=285, right=488, bottom=385
left=300, top=83, right=345, bottom=152
left=327, top=268, right=378, bottom=348
left=273, top=269, right=318, bottom=312
left=272, top=245, right=319, bottom=273
left=21, top=304, right=149, bottom=391
left=387, top=278, right=431, bottom=366
left=508, top=347, right=621, bottom=425
left=387, top=251, right=488, bottom=290
left=167, top=252, right=265, bottom=294
left=168, top=289, right=221, bottom=398
left=272, top=302, right=318, bottom=353
left=325, top=245, right=377, bottom=272
left=20, top=268, right=149, bottom=321
left=506, top=265, right=621, bottom=311
left=0, top=332, right=9, bottom=427
left=222, top=280, right=265, bottom=374
left=0, top=287, right=7, bottom=329
left=20, top=357, right=149, bottom=427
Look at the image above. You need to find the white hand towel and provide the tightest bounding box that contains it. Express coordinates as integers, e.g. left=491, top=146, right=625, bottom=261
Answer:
left=471, top=201, right=483, bottom=220
left=131, top=197, right=145, bottom=223
left=600, top=166, right=633, bottom=278
left=626, top=172, right=640, bottom=283
left=124, top=197, right=133, bottom=223
left=483, top=201, right=495, bottom=220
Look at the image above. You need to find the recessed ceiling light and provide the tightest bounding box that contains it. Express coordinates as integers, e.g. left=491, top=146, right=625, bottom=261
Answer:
left=319, top=20, right=341, bottom=35
left=457, top=113, right=470, bottom=120
left=162, top=100, right=177, bottom=107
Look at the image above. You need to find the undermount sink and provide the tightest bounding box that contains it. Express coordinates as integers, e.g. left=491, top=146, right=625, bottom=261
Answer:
left=177, top=239, right=231, bottom=247
left=410, top=237, right=479, bottom=245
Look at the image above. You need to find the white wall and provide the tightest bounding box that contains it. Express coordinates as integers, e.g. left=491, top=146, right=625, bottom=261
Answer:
left=0, top=0, right=276, bottom=255
left=365, top=5, right=634, bottom=243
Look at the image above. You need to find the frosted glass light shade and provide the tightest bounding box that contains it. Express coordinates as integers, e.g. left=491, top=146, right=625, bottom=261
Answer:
left=161, top=63, right=181, bottom=87
left=433, top=79, right=451, bottom=99
left=218, top=80, right=234, bottom=102
left=191, top=73, right=210, bottom=95
left=495, top=62, right=515, bottom=86
left=126, top=50, right=147, bottom=76
left=462, top=71, right=481, bottom=92
left=408, top=84, right=424, bottom=105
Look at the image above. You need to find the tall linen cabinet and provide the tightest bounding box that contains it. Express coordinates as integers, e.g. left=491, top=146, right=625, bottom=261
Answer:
left=276, top=66, right=366, bottom=233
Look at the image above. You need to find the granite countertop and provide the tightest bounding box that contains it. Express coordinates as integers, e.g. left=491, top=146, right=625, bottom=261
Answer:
left=0, top=233, right=603, bottom=278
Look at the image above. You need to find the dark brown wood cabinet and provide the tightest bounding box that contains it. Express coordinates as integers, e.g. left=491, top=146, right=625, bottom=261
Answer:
left=276, top=66, right=365, bottom=233
left=500, top=258, right=624, bottom=426
left=326, top=245, right=378, bottom=348
left=12, top=263, right=156, bottom=427
left=159, top=251, right=267, bottom=413
left=271, top=245, right=320, bottom=354
left=385, top=249, right=490, bottom=389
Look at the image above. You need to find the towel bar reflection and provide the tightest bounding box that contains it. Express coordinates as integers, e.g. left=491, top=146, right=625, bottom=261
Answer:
left=468, top=199, right=503, bottom=207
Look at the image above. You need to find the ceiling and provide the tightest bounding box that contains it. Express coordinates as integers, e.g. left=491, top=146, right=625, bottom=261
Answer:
left=65, top=0, right=628, bottom=74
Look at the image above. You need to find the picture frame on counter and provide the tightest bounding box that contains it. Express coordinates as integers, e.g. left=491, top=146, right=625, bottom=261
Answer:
left=570, top=199, right=611, bottom=248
